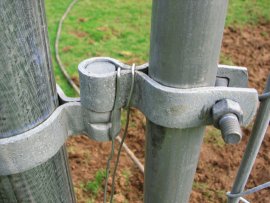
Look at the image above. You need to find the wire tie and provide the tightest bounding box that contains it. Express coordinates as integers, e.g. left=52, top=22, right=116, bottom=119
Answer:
left=109, top=64, right=136, bottom=203
left=227, top=181, right=270, bottom=202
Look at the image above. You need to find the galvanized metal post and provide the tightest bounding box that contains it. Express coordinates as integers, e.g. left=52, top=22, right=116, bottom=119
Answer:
left=0, top=0, right=75, bottom=202
left=144, top=1, right=228, bottom=202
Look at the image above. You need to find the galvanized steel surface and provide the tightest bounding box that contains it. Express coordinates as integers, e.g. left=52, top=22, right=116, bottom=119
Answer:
left=149, top=0, right=228, bottom=88
left=218, top=113, right=242, bottom=144
left=0, top=1, right=75, bottom=202
left=145, top=122, right=205, bottom=203
left=0, top=147, right=74, bottom=203
left=217, top=65, right=248, bottom=88
left=0, top=0, right=57, bottom=138
left=0, top=69, right=258, bottom=175
left=212, top=99, right=244, bottom=144
left=212, top=99, right=244, bottom=128
left=79, top=58, right=258, bottom=129
left=145, top=0, right=229, bottom=202
left=0, top=102, right=83, bottom=175
left=0, top=1, right=260, bottom=202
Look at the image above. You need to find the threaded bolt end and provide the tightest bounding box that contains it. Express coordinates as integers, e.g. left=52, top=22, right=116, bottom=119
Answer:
left=219, top=113, right=242, bottom=144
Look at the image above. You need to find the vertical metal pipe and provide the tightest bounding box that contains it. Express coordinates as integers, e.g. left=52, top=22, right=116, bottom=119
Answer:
left=228, top=77, right=270, bottom=203
left=145, top=1, right=228, bottom=202
left=0, top=0, right=75, bottom=202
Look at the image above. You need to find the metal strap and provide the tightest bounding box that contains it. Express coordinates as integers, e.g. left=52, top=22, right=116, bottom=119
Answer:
left=0, top=102, right=84, bottom=175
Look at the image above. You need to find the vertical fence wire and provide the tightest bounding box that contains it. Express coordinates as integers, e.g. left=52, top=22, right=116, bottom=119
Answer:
left=228, top=76, right=270, bottom=203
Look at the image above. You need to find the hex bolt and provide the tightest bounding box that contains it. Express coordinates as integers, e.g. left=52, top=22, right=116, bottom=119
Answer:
left=212, top=99, right=244, bottom=144
left=218, top=113, right=242, bottom=144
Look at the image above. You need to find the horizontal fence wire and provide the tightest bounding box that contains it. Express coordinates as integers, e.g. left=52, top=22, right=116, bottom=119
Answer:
left=227, top=181, right=270, bottom=199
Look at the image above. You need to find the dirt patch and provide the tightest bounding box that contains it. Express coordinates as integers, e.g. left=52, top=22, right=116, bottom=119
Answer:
left=222, top=23, right=270, bottom=93
left=67, top=23, right=270, bottom=203
left=69, top=30, right=89, bottom=38
left=78, top=18, right=88, bottom=23
left=71, top=76, right=80, bottom=87
left=62, top=46, right=73, bottom=53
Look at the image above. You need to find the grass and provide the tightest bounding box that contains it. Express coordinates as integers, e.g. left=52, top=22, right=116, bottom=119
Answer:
left=84, top=169, right=106, bottom=196
left=122, top=168, right=132, bottom=186
left=219, top=53, right=234, bottom=66
left=193, top=182, right=226, bottom=202
left=45, top=0, right=151, bottom=96
left=204, top=127, right=225, bottom=149
left=226, top=0, right=270, bottom=26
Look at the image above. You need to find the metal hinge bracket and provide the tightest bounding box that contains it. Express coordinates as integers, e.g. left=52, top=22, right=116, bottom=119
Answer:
left=0, top=57, right=258, bottom=175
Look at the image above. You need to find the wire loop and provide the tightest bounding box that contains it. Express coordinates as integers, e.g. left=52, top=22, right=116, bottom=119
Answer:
left=104, top=67, right=122, bottom=203
left=227, top=181, right=270, bottom=203
left=104, top=64, right=136, bottom=203
left=259, top=92, right=270, bottom=102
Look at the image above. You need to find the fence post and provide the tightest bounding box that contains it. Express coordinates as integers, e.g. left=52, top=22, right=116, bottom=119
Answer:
left=0, top=0, right=75, bottom=202
left=144, top=1, right=228, bottom=202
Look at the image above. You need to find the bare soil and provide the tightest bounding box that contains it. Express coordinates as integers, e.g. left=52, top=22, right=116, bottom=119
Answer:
left=67, top=23, right=270, bottom=203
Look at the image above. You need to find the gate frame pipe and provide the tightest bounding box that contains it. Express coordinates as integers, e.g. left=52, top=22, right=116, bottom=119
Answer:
left=144, top=1, right=228, bottom=202
left=0, top=0, right=75, bottom=202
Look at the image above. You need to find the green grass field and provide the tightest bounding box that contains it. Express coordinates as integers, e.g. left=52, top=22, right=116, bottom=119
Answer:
left=45, top=0, right=270, bottom=96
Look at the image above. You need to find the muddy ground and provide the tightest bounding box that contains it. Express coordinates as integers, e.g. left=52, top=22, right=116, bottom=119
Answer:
left=67, top=23, right=270, bottom=203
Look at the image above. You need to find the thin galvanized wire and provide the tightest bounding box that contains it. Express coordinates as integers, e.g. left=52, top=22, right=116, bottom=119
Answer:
left=227, top=181, right=270, bottom=201
left=109, top=64, right=136, bottom=203
left=55, top=0, right=144, bottom=178
left=55, top=0, right=143, bottom=198
left=104, top=67, right=121, bottom=203
left=103, top=139, right=115, bottom=203
left=259, top=92, right=270, bottom=101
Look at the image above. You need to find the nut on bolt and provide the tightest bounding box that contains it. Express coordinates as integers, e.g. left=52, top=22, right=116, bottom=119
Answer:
left=212, top=99, right=243, bottom=144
